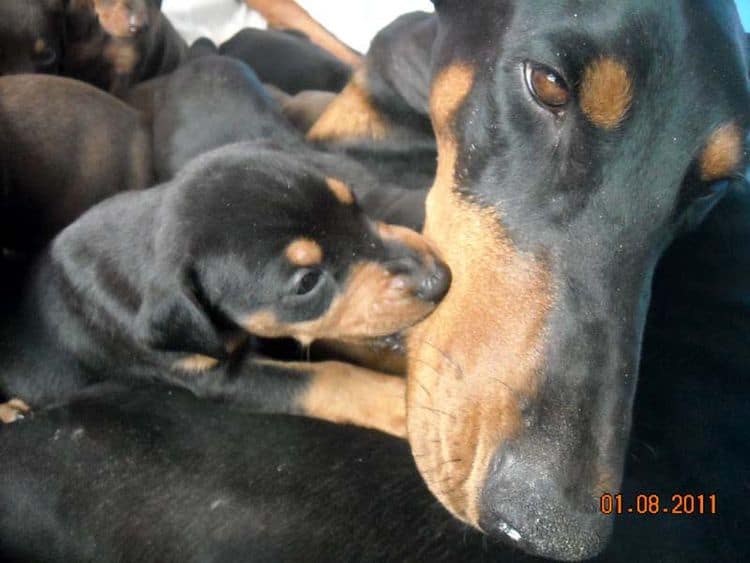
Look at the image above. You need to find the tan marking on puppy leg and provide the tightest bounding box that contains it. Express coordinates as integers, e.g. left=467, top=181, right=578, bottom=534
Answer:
left=699, top=122, right=744, bottom=181
left=257, top=359, right=406, bottom=437
left=307, top=70, right=389, bottom=142
left=407, top=63, right=554, bottom=526
left=285, top=238, right=323, bottom=267
left=326, top=178, right=355, bottom=205
left=579, top=57, right=633, bottom=129
left=172, top=355, right=220, bottom=373
left=282, top=90, right=337, bottom=133
left=0, top=399, right=31, bottom=424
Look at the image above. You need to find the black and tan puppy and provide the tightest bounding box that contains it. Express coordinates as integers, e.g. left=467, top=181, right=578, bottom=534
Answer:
left=0, top=0, right=65, bottom=75
left=64, top=0, right=187, bottom=95
left=0, top=74, right=152, bottom=252
left=219, top=28, right=352, bottom=95
left=0, top=145, right=450, bottom=436
left=127, top=55, right=302, bottom=182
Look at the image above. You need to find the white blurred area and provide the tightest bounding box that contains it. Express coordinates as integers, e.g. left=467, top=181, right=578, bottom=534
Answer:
left=162, top=0, right=433, bottom=52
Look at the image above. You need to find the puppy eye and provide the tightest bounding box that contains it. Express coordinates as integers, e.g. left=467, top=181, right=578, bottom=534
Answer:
left=33, top=46, right=57, bottom=67
left=292, top=269, right=323, bottom=296
left=524, top=62, right=570, bottom=112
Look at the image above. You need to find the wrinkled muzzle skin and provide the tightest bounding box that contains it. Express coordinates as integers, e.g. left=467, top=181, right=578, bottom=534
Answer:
left=407, top=1, right=750, bottom=560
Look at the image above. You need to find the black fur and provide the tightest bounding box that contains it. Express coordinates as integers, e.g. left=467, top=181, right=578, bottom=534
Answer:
left=219, top=28, right=352, bottom=94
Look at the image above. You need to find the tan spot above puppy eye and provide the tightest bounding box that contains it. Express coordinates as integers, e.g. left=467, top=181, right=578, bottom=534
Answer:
left=579, top=57, right=633, bottom=130
left=699, top=122, right=744, bottom=182
left=326, top=178, right=355, bottom=205
left=285, top=238, right=323, bottom=267
left=33, top=39, right=47, bottom=55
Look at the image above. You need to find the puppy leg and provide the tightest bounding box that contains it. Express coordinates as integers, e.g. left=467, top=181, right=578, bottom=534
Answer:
left=180, top=358, right=406, bottom=438
left=0, top=399, right=30, bottom=424
left=283, top=360, right=406, bottom=438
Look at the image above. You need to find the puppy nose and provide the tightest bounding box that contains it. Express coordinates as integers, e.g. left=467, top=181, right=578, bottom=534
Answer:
left=414, top=259, right=451, bottom=303
left=388, top=256, right=451, bottom=304
left=129, top=14, right=145, bottom=33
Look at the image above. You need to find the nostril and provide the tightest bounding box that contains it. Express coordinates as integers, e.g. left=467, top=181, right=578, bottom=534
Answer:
left=415, top=261, right=451, bottom=303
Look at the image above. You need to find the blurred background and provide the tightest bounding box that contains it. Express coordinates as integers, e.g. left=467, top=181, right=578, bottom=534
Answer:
left=162, top=1, right=433, bottom=52
left=163, top=1, right=749, bottom=52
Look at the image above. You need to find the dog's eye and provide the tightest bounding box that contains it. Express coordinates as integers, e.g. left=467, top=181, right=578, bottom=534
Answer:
left=292, top=269, right=323, bottom=296
left=524, top=62, right=570, bottom=112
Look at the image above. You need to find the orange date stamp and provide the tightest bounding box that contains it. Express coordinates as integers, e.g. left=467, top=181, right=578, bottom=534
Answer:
left=600, top=493, right=717, bottom=516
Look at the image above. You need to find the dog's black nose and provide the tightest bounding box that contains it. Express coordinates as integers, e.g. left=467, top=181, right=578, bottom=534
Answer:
left=414, top=259, right=451, bottom=303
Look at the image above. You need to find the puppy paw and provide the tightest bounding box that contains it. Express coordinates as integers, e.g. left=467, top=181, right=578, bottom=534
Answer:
left=0, top=399, right=31, bottom=424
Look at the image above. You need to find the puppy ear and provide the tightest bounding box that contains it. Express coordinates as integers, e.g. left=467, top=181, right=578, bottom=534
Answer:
left=135, top=273, right=227, bottom=359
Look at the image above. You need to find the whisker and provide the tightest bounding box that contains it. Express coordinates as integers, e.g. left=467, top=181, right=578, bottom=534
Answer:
left=412, top=404, right=457, bottom=420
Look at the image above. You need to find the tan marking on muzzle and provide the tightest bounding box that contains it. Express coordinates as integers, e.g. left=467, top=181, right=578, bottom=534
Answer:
left=699, top=122, right=744, bottom=181
left=407, top=64, right=554, bottom=526
left=243, top=260, right=436, bottom=346
left=258, top=359, right=407, bottom=437
left=326, top=178, right=355, bottom=205
left=285, top=238, right=324, bottom=267
left=95, top=0, right=147, bottom=38
left=579, top=57, right=633, bottom=130
left=307, top=69, right=389, bottom=142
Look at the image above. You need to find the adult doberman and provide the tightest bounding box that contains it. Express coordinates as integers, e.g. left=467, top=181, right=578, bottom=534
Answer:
left=396, top=1, right=749, bottom=560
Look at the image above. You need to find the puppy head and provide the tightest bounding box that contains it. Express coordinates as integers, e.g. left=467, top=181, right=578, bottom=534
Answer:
left=92, top=0, right=156, bottom=38
left=0, top=0, right=64, bottom=75
left=135, top=146, right=450, bottom=357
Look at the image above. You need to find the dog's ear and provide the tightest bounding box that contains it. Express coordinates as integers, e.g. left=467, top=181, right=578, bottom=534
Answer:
left=135, top=271, right=228, bottom=359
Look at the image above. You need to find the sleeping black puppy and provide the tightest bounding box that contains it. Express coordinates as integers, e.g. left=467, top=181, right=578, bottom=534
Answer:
left=126, top=54, right=427, bottom=231
left=219, top=27, right=352, bottom=94
left=0, top=145, right=450, bottom=436
left=126, top=54, right=302, bottom=182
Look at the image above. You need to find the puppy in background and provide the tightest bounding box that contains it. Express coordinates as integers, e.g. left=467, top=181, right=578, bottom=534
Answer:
left=64, top=0, right=187, bottom=95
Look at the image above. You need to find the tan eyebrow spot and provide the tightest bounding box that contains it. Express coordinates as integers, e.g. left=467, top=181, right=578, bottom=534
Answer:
left=430, top=64, right=476, bottom=136
left=579, top=57, right=633, bottom=130
left=326, top=178, right=355, bottom=205
left=699, top=122, right=744, bottom=181
left=33, top=39, right=47, bottom=55
left=285, top=238, right=323, bottom=267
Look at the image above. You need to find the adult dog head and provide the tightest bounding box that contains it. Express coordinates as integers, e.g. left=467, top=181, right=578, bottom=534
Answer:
left=407, top=1, right=749, bottom=559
